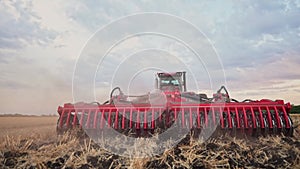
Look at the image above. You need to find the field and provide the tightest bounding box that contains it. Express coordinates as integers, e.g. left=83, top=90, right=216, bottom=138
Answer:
left=0, top=115, right=300, bottom=169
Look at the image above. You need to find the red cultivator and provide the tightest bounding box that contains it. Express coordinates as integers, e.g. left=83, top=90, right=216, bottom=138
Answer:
left=57, top=72, right=293, bottom=137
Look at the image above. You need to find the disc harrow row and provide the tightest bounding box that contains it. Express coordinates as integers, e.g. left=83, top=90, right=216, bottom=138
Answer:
left=57, top=101, right=293, bottom=137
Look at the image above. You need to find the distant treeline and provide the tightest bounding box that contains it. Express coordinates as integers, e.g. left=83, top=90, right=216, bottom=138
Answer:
left=291, top=105, right=300, bottom=114
left=0, top=113, right=58, bottom=117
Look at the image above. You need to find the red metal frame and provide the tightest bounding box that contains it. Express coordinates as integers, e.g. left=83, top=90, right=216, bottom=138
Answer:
left=57, top=99, right=292, bottom=131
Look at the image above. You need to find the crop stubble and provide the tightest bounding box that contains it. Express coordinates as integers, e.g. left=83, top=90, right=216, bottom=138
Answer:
left=0, top=115, right=299, bottom=168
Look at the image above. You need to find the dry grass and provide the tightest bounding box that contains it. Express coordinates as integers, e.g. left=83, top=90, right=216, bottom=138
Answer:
left=291, top=114, right=300, bottom=128
left=0, top=116, right=57, bottom=141
left=0, top=115, right=300, bottom=168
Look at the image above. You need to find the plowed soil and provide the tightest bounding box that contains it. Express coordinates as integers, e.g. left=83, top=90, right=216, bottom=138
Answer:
left=0, top=115, right=300, bottom=169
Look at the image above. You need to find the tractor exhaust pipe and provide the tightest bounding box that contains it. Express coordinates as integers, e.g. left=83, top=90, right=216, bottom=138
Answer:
left=183, top=71, right=187, bottom=92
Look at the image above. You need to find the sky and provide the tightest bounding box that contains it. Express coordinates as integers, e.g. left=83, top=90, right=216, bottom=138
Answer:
left=0, top=0, right=300, bottom=115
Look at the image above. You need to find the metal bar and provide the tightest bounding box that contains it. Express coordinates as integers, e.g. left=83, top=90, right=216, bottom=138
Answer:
left=274, top=106, right=281, bottom=128
left=151, top=109, right=155, bottom=129
left=282, top=106, right=290, bottom=128
left=136, top=109, right=140, bottom=129
left=219, top=107, right=224, bottom=128
left=59, top=109, right=65, bottom=128
left=86, top=109, right=92, bottom=129
left=122, top=109, right=125, bottom=129
left=129, top=109, right=133, bottom=128
left=266, top=106, right=273, bottom=128
left=204, top=107, right=208, bottom=127
left=144, top=110, right=147, bottom=129
left=212, top=107, right=216, bottom=126
left=114, top=110, right=119, bottom=129
left=235, top=107, right=240, bottom=128
left=159, top=108, right=162, bottom=122
left=79, top=110, right=84, bottom=128
left=258, top=107, right=265, bottom=128
left=243, top=107, right=248, bottom=128
left=169, top=102, right=287, bottom=108
left=66, top=110, right=71, bottom=127
left=197, top=108, right=200, bottom=128
left=181, top=108, right=185, bottom=128
left=250, top=107, right=256, bottom=128
left=100, top=109, right=105, bottom=129
left=93, top=110, right=98, bottom=129
left=108, top=109, right=112, bottom=127
left=73, top=110, right=78, bottom=127
left=174, top=108, right=178, bottom=122
left=227, top=107, right=232, bottom=128
left=189, top=107, right=193, bottom=129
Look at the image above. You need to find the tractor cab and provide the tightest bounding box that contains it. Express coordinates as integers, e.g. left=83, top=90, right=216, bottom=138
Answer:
left=155, top=72, right=187, bottom=92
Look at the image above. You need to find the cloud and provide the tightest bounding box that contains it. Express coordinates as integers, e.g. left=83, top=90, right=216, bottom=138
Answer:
left=0, top=0, right=300, bottom=114
left=0, top=1, right=57, bottom=49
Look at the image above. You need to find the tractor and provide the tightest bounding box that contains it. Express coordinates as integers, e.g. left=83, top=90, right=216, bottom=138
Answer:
left=57, top=71, right=293, bottom=137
